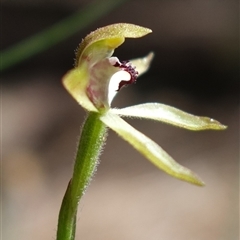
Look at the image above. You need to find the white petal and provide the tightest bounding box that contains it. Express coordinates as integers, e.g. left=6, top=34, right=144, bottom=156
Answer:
left=130, top=52, right=154, bottom=76
left=110, top=103, right=227, bottom=130
left=88, top=58, right=120, bottom=109
left=100, top=112, right=204, bottom=186
left=108, top=71, right=131, bottom=105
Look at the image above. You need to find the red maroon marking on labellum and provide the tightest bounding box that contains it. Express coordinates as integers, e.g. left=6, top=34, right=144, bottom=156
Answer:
left=113, top=60, right=138, bottom=91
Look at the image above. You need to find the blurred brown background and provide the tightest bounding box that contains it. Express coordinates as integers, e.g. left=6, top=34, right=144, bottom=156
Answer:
left=2, top=0, right=239, bottom=239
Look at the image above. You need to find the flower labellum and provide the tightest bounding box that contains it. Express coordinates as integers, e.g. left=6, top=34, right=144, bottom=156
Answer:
left=63, top=23, right=227, bottom=186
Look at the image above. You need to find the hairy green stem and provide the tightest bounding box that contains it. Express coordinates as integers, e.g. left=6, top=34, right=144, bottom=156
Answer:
left=56, top=112, right=107, bottom=240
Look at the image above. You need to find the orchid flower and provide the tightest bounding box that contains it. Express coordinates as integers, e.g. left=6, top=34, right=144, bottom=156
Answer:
left=63, top=23, right=226, bottom=185
left=57, top=23, right=226, bottom=240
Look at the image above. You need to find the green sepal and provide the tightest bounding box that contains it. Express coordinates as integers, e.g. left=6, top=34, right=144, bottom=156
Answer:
left=75, top=23, right=152, bottom=67
left=111, top=103, right=227, bottom=130
left=100, top=112, right=205, bottom=186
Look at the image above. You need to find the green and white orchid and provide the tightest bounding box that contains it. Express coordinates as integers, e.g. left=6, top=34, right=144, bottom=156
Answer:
left=63, top=23, right=226, bottom=186
left=57, top=23, right=227, bottom=240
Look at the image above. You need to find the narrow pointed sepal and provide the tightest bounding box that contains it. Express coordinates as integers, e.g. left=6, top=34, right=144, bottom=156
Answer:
left=100, top=112, right=205, bottom=186
left=111, top=103, right=227, bottom=130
